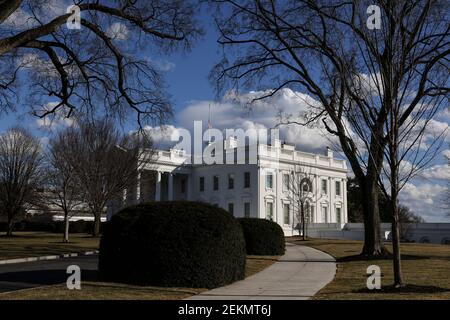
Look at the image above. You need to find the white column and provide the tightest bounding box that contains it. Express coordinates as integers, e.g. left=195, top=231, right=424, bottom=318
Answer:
left=343, top=179, right=348, bottom=223
left=168, top=173, right=174, bottom=201
left=136, top=171, right=141, bottom=203
left=328, top=177, right=336, bottom=223
left=276, top=169, right=282, bottom=224
left=155, top=171, right=161, bottom=201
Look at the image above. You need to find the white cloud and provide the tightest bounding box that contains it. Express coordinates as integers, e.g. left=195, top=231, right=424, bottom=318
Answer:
left=157, top=60, right=175, bottom=72
left=176, top=88, right=335, bottom=154
left=2, top=0, right=68, bottom=31
left=19, top=53, right=61, bottom=79
left=400, top=182, right=448, bottom=222
left=2, top=8, right=37, bottom=29
left=420, top=164, right=450, bottom=180
left=140, top=125, right=181, bottom=149
left=438, top=108, right=450, bottom=122
left=354, top=72, right=383, bottom=97
left=442, top=149, right=450, bottom=159
left=107, top=22, right=129, bottom=40
left=35, top=103, right=76, bottom=130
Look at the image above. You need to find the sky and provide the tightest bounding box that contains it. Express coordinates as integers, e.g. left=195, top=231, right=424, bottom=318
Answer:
left=0, top=1, right=449, bottom=222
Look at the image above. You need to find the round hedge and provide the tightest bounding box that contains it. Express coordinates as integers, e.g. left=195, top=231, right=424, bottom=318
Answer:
left=99, top=201, right=246, bottom=289
left=237, top=218, right=286, bottom=255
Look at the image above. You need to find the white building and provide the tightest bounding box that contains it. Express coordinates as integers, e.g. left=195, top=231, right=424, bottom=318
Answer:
left=108, top=137, right=349, bottom=235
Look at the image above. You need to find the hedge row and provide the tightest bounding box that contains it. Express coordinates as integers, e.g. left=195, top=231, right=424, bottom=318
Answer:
left=237, top=218, right=286, bottom=256
left=0, top=220, right=104, bottom=234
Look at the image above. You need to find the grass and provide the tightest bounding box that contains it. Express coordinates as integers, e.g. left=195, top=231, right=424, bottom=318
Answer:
left=245, top=255, right=280, bottom=277
left=287, top=237, right=450, bottom=300
left=0, top=232, right=100, bottom=260
left=0, top=232, right=279, bottom=300
left=0, top=282, right=206, bottom=300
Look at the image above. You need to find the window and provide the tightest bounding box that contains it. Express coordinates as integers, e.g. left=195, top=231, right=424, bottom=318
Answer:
left=336, top=207, right=342, bottom=223
left=244, top=172, right=251, bottom=188
left=228, top=173, right=235, bottom=189
left=322, top=206, right=328, bottom=223
left=181, top=179, right=186, bottom=193
left=228, top=203, right=234, bottom=215
left=305, top=203, right=314, bottom=223
left=283, top=174, right=290, bottom=191
left=266, top=202, right=274, bottom=220
left=244, top=202, right=251, bottom=217
left=335, top=181, right=341, bottom=196
left=199, top=177, right=204, bottom=192
left=266, top=173, right=273, bottom=189
left=283, top=203, right=290, bottom=225
left=213, top=175, right=219, bottom=191
left=321, top=179, right=328, bottom=194
left=301, top=178, right=311, bottom=193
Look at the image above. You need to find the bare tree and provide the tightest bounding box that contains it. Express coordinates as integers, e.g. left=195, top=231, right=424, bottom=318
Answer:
left=0, top=127, right=44, bottom=236
left=44, top=131, right=86, bottom=243
left=60, top=118, right=153, bottom=237
left=210, top=0, right=449, bottom=257
left=287, top=165, right=315, bottom=240
left=445, top=150, right=450, bottom=215
left=0, top=0, right=202, bottom=126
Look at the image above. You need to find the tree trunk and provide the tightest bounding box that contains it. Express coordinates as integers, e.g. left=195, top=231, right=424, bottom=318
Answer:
left=63, top=213, right=70, bottom=243
left=391, top=198, right=403, bottom=287
left=93, top=212, right=101, bottom=237
left=301, top=202, right=306, bottom=241
left=6, top=216, right=14, bottom=237
left=361, top=180, right=388, bottom=256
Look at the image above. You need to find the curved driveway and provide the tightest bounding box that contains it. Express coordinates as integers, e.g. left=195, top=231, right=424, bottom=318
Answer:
left=187, top=243, right=336, bottom=300
left=0, top=256, right=98, bottom=293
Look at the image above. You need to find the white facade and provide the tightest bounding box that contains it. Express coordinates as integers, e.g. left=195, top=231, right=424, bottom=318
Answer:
left=108, top=138, right=349, bottom=235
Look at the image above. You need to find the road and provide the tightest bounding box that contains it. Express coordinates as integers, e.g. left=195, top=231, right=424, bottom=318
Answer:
left=0, top=255, right=98, bottom=293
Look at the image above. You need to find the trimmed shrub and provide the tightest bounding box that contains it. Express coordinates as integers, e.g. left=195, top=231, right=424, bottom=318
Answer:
left=53, top=220, right=100, bottom=234
left=237, top=218, right=286, bottom=255
left=0, top=220, right=53, bottom=233
left=99, top=201, right=246, bottom=289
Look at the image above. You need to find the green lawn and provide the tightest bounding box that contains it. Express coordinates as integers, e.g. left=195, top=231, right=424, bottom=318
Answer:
left=0, top=232, right=99, bottom=260
left=0, top=232, right=279, bottom=300
left=288, top=237, right=450, bottom=300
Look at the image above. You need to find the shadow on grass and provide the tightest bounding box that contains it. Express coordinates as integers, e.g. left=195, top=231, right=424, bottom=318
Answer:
left=354, top=284, right=450, bottom=294
left=337, top=254, right=431, bottom=262
left=0, top=235, right=29, bottom=239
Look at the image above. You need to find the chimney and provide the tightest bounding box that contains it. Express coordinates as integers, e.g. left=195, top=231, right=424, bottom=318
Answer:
left=273, top=138, right=282, bottom=149
left=326, top=147, right=333, bottom=158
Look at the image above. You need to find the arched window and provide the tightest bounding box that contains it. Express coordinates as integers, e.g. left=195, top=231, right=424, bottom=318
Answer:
left=300, top=178, right=312, bottom=193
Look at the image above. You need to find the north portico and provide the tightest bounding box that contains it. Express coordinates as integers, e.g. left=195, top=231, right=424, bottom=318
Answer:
left=108, top=137, right=349, bottom=235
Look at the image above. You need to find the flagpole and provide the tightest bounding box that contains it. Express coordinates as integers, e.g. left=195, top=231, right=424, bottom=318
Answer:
left=207, top=103, right=211, bottom=145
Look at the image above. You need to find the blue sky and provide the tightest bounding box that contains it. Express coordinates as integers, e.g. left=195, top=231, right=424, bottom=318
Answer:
left=0, top=2, right=449, bottom=222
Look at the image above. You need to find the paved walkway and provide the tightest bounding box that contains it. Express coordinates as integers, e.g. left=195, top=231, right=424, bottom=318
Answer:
left=187, top=243, right=336, bottom=300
